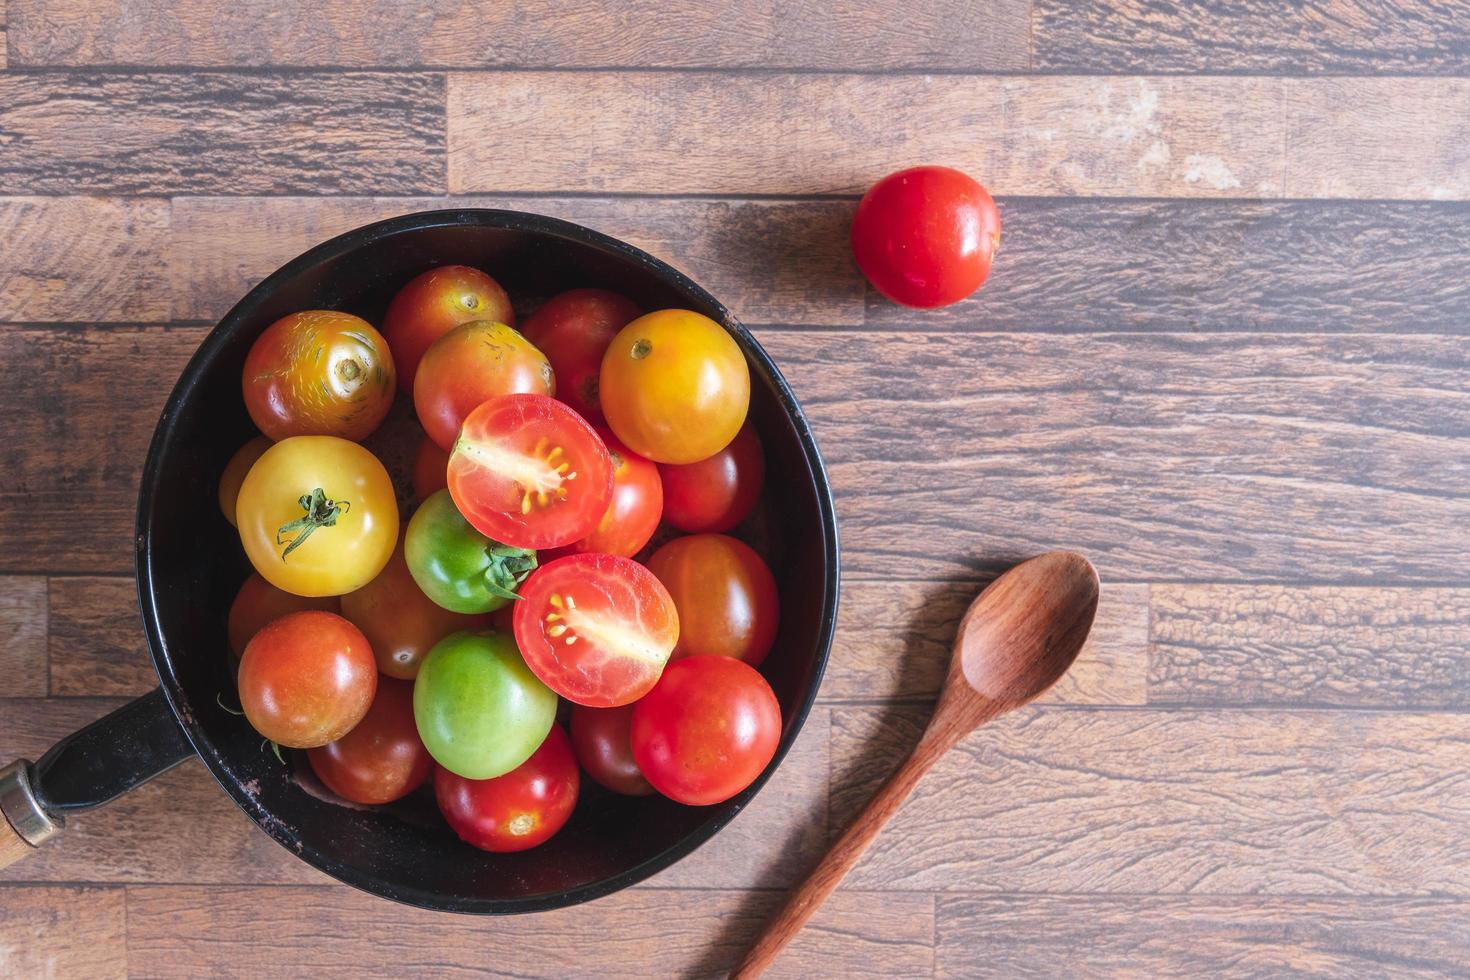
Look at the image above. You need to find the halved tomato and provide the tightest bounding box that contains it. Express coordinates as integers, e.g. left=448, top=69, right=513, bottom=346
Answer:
left=512, top=554, right=679, bottom=707
left=447, top=394, right=613, bottom=550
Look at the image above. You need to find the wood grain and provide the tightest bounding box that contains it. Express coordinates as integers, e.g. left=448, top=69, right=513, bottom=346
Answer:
left=124, top=884, right=933, bottom=979
left=935, top=895, right=1470, bottom=978
left=0, top=73, right=445, bottom=195
left=169, top=196, right=864, bottom=326
left=0, top=578, right=47, bottom=697
left=48, top=577, right=149, bottom=697
left=1034, top=0, right=1470, bottom=74
left=0, top=198, right=171, bottom=322
left=0, top=885, right=127, bottom=979
left=830, top=704, right=1470, bottom=894
left=1150, top=585, right=1470, bottom=708
left=7, top=0, right=1029, bottom=71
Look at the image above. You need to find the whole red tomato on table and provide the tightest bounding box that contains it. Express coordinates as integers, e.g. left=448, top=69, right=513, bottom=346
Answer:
left=382, top=265, right=515, bottom=394
left=435, top=724, right=580, bottom=852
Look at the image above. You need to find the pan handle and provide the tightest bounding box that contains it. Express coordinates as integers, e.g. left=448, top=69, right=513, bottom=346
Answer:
left=0, top=687, right=192, bottom=869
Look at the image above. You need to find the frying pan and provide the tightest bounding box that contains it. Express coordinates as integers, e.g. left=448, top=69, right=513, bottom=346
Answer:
left=0, top=210, right=840, bottom=913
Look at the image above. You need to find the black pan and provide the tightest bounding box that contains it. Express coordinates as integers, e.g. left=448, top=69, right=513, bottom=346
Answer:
left=0, top=210, right=840, bottom=913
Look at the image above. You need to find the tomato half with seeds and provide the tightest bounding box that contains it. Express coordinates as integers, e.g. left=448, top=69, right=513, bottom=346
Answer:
left=306, top=678, right=432, bottom=805
left=447, top=394, right=613, bottom=550
left=659, top=421, right=765, bottom=533
left=520, top=288, right=641, bottom=423
left=512, top=554, right=679, bottom=707
left=227, top=572, right=340, bottom=666
left=238, top=610, right=378, bottom=749
left=646, top=533, right=779, bottom=667
left=435, top=725, right=580, bottom=853
left=544, top=427, right=662, bottom=560
left=218, top=436, right=271, bottom=528
left=242, top=310, right=396, bottom=441
left=414, top=320, right=554, bottom=452
left=383, top=265, right=515, bottom=395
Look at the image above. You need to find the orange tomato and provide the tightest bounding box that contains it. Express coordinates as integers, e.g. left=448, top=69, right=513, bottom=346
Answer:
left=645, top=534, right=779, bottom=667
left=218, top=436, right=271, bottom=527
left=413, top=320, right=554, bottom=451
left=227, top=573, right=341, bottom=665
left=382, top=265, right=515, bottom=394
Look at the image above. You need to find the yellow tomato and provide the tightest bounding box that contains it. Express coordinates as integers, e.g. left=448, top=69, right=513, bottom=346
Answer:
left=237, top=436, right=398, bottom=597
left=217, top=435, right=271, bottom=528
left=599, top=309, right=750, bottom=464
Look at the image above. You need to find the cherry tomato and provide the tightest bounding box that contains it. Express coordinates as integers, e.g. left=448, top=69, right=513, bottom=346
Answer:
left=851, top=166, right=1001, bottom=309
left=238, top=610, right=377, bottom=748
left=414, top=630, right=557, bottom=779
left=340, top=539, right=490, bottom=679
left=630, top=656, right=781, bottom=806
left=306, top=678, right=432, bottom=804
left=646, top=534, right=779, bottom=667
left=659, top=422, right=764, bottom=533
left=570, top=704, right=653, bottom=796
left=434, top=725, right=579, bottom=853
left=545, top=427, right=661, bottom=559
left=382, top=265, right=515, bottom=395
left=236, top=436, right=398, bottom=597
left=218, top=436, right=271, bottom=527
left=414, top=320, right=554, bottom=452
left=405, top=490, right=537, bottom=615
left=600, top=309, right=750, bottom=464
left=411, top=434, right=450, bottom=501
left=519, top=289, right=640, bottom=423
left=512, top=554, right=678, bottom=707
left=447, top=394, right=613, bottom=550
left=242, top=310, right=395, bottom=441
left=226, top=573, right=340, bottom=665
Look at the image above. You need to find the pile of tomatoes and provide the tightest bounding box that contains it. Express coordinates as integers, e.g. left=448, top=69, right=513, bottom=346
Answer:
left=219, top=267, right=782, bottom=853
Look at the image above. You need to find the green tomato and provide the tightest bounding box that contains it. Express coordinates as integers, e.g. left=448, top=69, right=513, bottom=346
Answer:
left=414, top=630, right=557, bottom=779
left=405, top=490, right=536, bottom=614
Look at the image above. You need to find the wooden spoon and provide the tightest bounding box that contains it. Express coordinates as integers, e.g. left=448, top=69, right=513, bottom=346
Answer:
left=734, top=551, right=1100, bottom=978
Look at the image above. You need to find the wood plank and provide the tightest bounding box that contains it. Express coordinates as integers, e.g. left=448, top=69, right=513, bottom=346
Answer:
left=936, top=895, right=1470, bottom=978
left=449, top=74, right=1289, bottom=198
left=765, top=331, right=1470, bottom=583
left=829, top=705, right=1470, bottom=894
left=125, top=884, right=933, bottom=979
left=0, top=73, right=444, bottom=195
left=1034, top=0, right=1470, bottom=75
left=7, top=0, right=1028, bottom=71
left=827, top=581, right=1147, bottom=704
left=0, top=198, right=171, bottom=322
left=0, top=577, right=46, bottom=697
left=48, top=577, right=150, bottom=697
left=866, top=200, right=1470, bottom=333
left=0, top=885, right=127, bottom=980
left=169, top=196, right=864, bottom=326
left=1150, top=585, right=1470, bottom=708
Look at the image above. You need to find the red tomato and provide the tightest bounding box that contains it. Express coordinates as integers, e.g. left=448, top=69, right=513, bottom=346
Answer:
left=227, top=573, right=340, bottom=666
left=630, top=656, right=781, bottom=806
left=544, top=427, right=662, bottom=559
left=659, top=422, right=764, bottom=533
left=382, top=265, right=515, bottom=394
left=645, top=534, right=779, bottom=667
left=411, top=434, right=450, bottom=501
left=512, top=554, right=679, bottom=707
left=447, top=394, right=613, bottom=550
left=237, top=611, right=377, bottom=748
left=435, top=725, right=580, bottom=852
left=851, top=166, right=1001, bottom=308
left=520, top=289, right=641, bottom=423
left=306, top=678, right=431, bottom=804
left=570, top=704, right=653, bottom=796
left=413, top=320, right=554, bottom=451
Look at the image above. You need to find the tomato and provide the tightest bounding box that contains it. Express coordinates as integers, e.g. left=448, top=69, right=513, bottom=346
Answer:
left=226, top=573, right=340, bottom=665
left=446, top=394, right=613, bottom=550
left=236, top=436, right=398, bottom=597
left=218, top=436, right=271, bottom=527
left=512, top=554, right=678, bottom=707
left=404, top=489, right=537, bottom=614
left=545, top=427, right=662, bottom=559
left=851, top=166, right=1001, bottom=309
left=241, top=310, right=395, bottom=441
left=306, top=678, right=432, bottom=804
left=413, top=630, right=557, bottom=779
left=569, top=704, right=653, bottom=796
left=411, top=434, right=450, bottom=501
left=519, top=289, right=640, bottom=423
left=630, top=656, right=781, bottom=806
left=238, top=610, right=378, bottom=749
left=659, top=421, right=764, bottom=533
left=600, top=309, right=750, bottom=464
left=435, top=725, right=579, bottom=853
left=341, top=538, right=490, bottom=679
left=646, top=534, right=779, bottom=667
left=414, top=320, right=554, bottom=452
left=382, top=265, right=515, bottom=395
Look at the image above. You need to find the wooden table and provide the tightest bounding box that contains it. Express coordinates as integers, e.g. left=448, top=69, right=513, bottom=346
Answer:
left=2, top=1, right=1469, bottom=976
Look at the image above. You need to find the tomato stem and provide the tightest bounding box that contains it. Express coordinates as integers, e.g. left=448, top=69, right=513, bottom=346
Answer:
left=483, top=542, right=538, bottom=601
left=276, top=487, right=349, bottom=561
